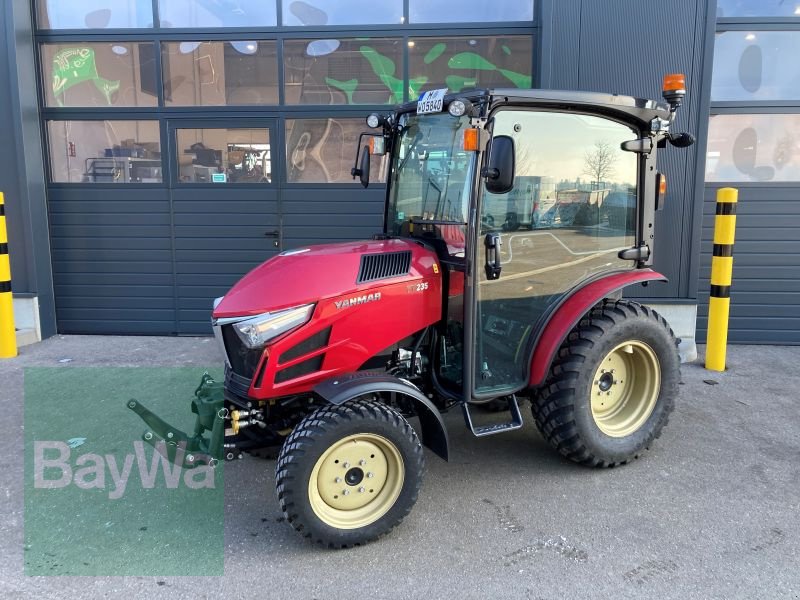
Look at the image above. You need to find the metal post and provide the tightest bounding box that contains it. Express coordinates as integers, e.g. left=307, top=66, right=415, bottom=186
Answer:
left=705, top=187, right=737, bottom=371
left=0, top=192, right=17, bottom=358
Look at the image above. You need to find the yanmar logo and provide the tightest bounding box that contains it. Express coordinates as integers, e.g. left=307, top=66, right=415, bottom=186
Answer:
left=335, top=292, right=382, bottom=310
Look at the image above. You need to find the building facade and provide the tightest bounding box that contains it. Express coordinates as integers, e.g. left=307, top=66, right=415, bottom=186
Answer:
left=1, top=0, right=795, bottom=346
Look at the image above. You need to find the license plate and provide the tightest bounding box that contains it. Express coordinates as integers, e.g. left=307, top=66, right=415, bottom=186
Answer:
left=417, top=88, right=447, bottom=115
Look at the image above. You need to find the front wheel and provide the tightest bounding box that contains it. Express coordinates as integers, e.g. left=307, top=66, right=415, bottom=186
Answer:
left=531, top=300, right=679, bottom=467
left=275, top=399, right=424, bottom=547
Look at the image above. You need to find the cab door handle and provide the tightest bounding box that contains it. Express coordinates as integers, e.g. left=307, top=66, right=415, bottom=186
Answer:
left=484, top=233, right=502, bottom=280
left=264, top=229, right=280, bottom=237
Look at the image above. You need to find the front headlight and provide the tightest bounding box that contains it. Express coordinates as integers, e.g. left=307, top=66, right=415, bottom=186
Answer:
left=232, top=304, right=315, bottom=349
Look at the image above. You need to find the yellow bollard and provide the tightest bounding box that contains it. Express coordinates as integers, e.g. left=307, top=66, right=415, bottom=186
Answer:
left=705, top=187, right=737, bottom=371
left=0, top=192, right=17, bottom=358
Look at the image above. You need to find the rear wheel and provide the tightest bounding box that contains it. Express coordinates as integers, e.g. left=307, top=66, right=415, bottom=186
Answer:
left=275, top=399, right=424, bottom=547
left=531, top=300, right=678, bottom=467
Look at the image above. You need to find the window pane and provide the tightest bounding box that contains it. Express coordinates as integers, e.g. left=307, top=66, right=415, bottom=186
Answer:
left=162, top=41, right=278, bottom=106
left=158, top=0, right=276, bottom=27
left=476, top=111, right=636, bottom=392
left=706, top=114, right=800, bottom=182
left=282, top=0, right=402, bottom=25
left=712, top=32, right=800, bottom=101
left=284, top=38, right=403, bottom=105
left=176, top=129, right=271, bottom=184
left=36, top=0, right=153, bottom=29
left=410, top=0, right=533, bottom=23
left=47, top=121, right=162, bottom=183
left=717, top=0, right=800, bottom=17
left=408, top=36, right=533, bottom=98
left=41, top=43, right=158, bottom=108
left=285, top=119, right=387, bottom=183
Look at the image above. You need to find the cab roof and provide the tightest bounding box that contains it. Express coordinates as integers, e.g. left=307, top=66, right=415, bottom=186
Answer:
left=398, top=88, right=671, bottom=129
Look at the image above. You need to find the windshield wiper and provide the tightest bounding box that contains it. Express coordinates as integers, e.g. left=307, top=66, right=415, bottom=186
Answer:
left=398, top=130, right=423, bottom=173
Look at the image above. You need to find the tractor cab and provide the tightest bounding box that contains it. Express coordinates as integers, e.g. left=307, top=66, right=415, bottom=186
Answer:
left=352, top=84, right=687, bottom=420
left=128, top=76, right=694, bottom=548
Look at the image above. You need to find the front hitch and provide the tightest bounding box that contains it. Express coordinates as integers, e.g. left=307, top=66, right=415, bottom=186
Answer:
left=127, top=372, right=226, bottom=468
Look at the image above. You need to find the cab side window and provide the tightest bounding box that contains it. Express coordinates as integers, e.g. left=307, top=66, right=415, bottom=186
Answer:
left=474, top=110, right=639, bottom=393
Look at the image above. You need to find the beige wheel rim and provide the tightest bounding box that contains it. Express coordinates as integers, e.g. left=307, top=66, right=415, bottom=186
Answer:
left=591, top=341, right=661, bottom=438
left=308, top=433, right=404, bottom=530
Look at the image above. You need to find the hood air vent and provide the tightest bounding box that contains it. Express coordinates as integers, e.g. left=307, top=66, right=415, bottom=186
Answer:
left=357, top=251, right=412, bottom=284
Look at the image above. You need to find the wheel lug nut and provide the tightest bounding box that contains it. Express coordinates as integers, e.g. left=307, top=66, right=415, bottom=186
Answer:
left=342, top=489, right=350, bottom=496
left=359, top=459, right=366, bottom=466
left=613, top=380, right=618, bottom=385
left=343, top=462, right=350, bottom=469
left=358, top=487, right=365, bottom=493
left=335, top=477, right=342, bottom=483
left=367, top=472, right=374, bottom=478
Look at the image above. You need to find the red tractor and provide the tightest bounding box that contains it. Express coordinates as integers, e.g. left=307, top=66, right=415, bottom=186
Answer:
left=130, top=75, right=694, bottom=547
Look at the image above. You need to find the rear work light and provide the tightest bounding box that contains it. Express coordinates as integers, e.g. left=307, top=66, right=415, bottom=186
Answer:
left=656, top=172, right=667, bottom=210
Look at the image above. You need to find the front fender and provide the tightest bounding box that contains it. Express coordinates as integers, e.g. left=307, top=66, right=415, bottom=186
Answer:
left=314, top=372, right=449, bottom=461
left=528, top=269, right=667, bottom=387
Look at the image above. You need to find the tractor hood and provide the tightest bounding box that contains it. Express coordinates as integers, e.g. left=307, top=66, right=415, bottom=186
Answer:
left=213, top=238, right=439, bottom=318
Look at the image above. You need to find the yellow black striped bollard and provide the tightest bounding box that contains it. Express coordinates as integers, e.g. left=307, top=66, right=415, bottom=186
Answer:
left=0, top=192, right=17, bottom=358
left=705, top=187, right=737, bottom=371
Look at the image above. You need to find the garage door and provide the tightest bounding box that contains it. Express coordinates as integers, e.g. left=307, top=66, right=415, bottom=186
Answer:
left=49, top=119, right=281, bottom=335
left=696, top=185, right=800, bottom=344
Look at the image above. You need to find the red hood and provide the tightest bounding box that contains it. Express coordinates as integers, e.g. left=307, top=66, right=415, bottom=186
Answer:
left=213, top=238, right=437, bottom=318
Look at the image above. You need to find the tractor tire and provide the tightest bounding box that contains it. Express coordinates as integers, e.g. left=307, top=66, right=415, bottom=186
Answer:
left=531, top=300, right=678, bottom=467
left=275, top=399, right=424, bottom=548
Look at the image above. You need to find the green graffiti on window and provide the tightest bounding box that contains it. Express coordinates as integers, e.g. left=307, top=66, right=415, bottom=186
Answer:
left=52, top=48, right=120, bottom=106
left=319, top=40, right=531, bottom=104
left=423, top=43, right=447, bottom=65
left=359, top=45, right=405, bottom=104
left=446, top=52, right=532, bottom=91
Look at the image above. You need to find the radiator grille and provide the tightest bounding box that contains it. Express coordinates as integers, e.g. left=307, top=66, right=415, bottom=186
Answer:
left=357, top=251, right=412, bottom=284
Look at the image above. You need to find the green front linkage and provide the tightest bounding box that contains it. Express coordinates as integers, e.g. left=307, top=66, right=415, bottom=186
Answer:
left=127, top=373, right=225, bottom=468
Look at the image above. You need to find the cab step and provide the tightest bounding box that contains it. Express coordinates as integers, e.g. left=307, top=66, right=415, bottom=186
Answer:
left=462, top=395, right=524, bottom=437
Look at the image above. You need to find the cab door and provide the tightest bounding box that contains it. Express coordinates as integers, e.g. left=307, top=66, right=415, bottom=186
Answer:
left=472, top=109, right=640, bottom=396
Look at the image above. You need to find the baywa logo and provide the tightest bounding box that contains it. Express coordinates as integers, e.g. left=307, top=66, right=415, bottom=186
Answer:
left=33, top=440, right=217, bottom=499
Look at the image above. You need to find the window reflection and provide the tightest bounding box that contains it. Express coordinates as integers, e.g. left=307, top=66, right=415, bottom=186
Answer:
left=717, top=0, right=800, bottom=17
left=712, top=32, right=800, bottom=101
left=158, top=0, right=276, bottom=27
left=408, top=36, right=533, bottom=98
left=36, top=0, right=153, bottom=29
left=282, top=0, right=402, bottom=26
left=284, top=39, right=403, bottom=104
left=475, top=111, right=637, bottom=391
left=285, top=119, right=387, bottom=183
left=410, top=0, right=533, bottom=23
left=176, top=128, right=271, bottom=184
left=162, top=41, right=279, bottom=106
left=706, top=114, right=800, bottom=182
left=47, top=120, right=162, bottom=183
left=41, top=43, right=158, bottom=107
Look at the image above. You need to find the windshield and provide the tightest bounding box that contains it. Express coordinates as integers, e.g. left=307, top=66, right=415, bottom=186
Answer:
left=387, top=113, right=476, bottom=257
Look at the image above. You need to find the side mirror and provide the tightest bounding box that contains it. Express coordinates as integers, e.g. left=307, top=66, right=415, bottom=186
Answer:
left=358, top=146, right=370, bottom=188
left=350, top=144, right=371, bottom=188
left=483, top=135, right=515, bottom=194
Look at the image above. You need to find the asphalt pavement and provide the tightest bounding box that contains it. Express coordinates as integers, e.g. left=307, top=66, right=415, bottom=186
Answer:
left=2, top=335, right=799, bottom=599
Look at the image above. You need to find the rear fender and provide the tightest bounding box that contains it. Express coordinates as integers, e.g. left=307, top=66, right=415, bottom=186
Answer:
left=314, top=373, right=449, bottom=461
left=528, top=269, right=667, bottom=387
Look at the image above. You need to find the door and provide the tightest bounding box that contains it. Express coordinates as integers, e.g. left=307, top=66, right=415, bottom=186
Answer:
left=473, top=109, right=640, bottom=395
left=167, top=119, right=280, bottom=334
